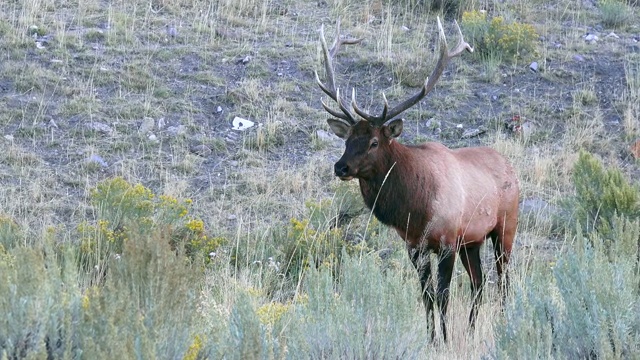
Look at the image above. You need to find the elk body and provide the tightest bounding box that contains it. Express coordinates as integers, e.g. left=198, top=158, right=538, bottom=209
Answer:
left=316, top=19, right=519, bottom=342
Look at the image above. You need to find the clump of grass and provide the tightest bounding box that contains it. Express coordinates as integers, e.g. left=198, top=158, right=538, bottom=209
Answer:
left=599, top=0, right=630, bottom=28
left=461, top=10, right=538, bottom=63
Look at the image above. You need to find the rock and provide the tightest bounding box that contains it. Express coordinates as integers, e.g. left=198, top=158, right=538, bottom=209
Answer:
left=606, top=32, right=619, bottom=39
left=238, top=56, right=251, bottom=65
left=316, top=129, right=342, bottom=147
left=190, top=144, right=212, bottom=157
left=215, top=106, right=223, bottom=113
left=86, top=154, right=108, bottom=168
left=148, top=133, right=159, bottom=142
left=232, top=117, right=254, bottom=131
left=461, top=127, right=486, bottom=139
left=456, top=124, right=464, bottom=129
left=166, top=25, right=177, bottom=38
left=4, top=135, right=14, bottom=142
left=86, top=122, right=113, bottom=134
left=157, top=117, right=166, bottom=129
left=139, top=117, right=155, bottom=134
left=529, top=61, right=539, bottom=72
left=519, top=121, right=537, bottom=139
left=519, top=197, right=566, bottom=231
left=573, top=54, right=585, bottom=62
left=166, top=125, right=187, bottom=137
left=584, top=34, right=598, bottom=44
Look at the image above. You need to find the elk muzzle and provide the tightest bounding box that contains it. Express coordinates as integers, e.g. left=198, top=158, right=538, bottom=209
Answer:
left=334, top=160, right=353, bottom=180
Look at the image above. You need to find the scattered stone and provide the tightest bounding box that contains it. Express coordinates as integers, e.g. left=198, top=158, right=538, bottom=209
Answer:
left=456, top=123, right=464, bottom=129
left=190, top=144, right=212, bottom=157
left=461, top=127, right=486, bottom=139
left=573, top=54, right=585, bottom=62
left=606, top=32, right=619, bottom=39
left=4, top=135, right=14, bottom=142
left=86, top=154, right=108, bottom=168
left=377, top=248, right=393, bottom=260
left=402, top=25, right=410, bottom=31
left=35, top=42, right=45, bottom=49
left=232, top=117, right=254, bottom=131
left=86, top=122, right=113, bottom=134
left=519, top=197, right=565, bottom=229
left=631, top=139, right=640, bottom=160
left=148, top=133, right=159, bottom=142
left=166, top=25, right=177, bottom=38
left=215, top=106, right=223, bottom=113
left=238, top=55, right=251, bottom=65
left=157, top=117, right=166, bottom=129
left=225, top=132, right=239, bottom=144
left=166, top=125, right=187, bottom=137
left=425, top=118, right=441, bottom=130
left=228, top=160, right=239, bottom=167
left=529, top=61, right=539, bottom=72
left=316, top=129, right=342, bottom=147
left=139, top=117, right=155, bottom=134
left=584, top=34, right=598, bottom=44
left=227, top=214, right=237, bottom=221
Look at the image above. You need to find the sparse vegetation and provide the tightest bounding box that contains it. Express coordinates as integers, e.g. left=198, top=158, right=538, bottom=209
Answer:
left=1, top=0, right=640, bottom=358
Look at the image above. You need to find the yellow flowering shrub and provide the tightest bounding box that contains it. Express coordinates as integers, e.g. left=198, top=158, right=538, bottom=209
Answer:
left=81, top=177, right=222, bottom=269
left=461, top=10, right=538, bottom=61
left=183, top=335, right=203, bottom=360
left=283, top=199, right=374, bottom=280
left=255, top=301, right=291, bottom=325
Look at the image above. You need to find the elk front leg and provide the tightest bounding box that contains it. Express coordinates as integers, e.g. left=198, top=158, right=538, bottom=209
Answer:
left=436, top=248, right=456, bottom=342
left=409, top=246, right=436, bottom=341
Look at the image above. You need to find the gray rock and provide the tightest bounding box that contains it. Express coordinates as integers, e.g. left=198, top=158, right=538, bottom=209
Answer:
left=461, top=128, right=486, bottom=139
left=529, top=61, right=538, bottom=72
left=86, top=122, right=113, bottom=134
left=86, top=154, right=108, bottom=168
left=190, top=145, right=212, bottom=157
left=166, top=125, right=187, bottom=137
left=139, top=117, right=155, bottom=134
left=316, top=129, right=342, bottom=147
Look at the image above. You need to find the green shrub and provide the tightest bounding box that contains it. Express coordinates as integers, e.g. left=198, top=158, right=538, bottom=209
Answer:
left=599, top=0, right=630, bottom=28
left=494, top=229, right=640, bottom=359
left=571, top=151, right=640, bottom=242
left=461, top=10, right=538, bottom=62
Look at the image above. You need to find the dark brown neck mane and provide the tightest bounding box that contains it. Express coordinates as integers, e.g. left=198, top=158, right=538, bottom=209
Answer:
left=358, top=141, right=430, bottom=230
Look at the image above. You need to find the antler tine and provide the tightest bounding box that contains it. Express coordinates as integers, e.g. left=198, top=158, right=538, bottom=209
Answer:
left=315, top=21, right=363, bottom=125
left=363, top=17, right=472, bottom=126
left=352, top=89, right=388, bottom=123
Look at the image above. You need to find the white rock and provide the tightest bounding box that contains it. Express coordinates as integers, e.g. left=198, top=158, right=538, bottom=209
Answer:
left=232, top=117, right=254, bottom=131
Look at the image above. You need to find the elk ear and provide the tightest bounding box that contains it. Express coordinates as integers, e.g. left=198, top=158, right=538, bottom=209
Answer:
left=327, top=118, right=351, bottom=139
left=383, top=119, right=403, bottom=138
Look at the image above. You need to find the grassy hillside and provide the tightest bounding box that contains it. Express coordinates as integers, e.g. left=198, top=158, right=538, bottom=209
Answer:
left=1, top=0, right=639, bottom=358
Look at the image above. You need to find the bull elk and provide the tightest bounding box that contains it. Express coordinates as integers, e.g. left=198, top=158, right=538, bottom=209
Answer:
left=315, top=18, right=519, bottom=342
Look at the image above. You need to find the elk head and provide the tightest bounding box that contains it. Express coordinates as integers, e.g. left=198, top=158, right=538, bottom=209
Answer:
left=316, top=18, right=473, bottom=181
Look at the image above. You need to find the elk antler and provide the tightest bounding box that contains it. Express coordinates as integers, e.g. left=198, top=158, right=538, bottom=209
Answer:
left=315, top=20, right=363, bottom=126
left=352, top=17, right=473, bottom=127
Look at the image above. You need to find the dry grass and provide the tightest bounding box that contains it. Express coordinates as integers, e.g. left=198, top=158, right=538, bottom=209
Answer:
left=1, top=0, right=640, bottom=357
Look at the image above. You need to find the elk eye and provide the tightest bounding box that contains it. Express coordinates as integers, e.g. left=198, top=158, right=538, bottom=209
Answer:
left=370, top=140, right=378, bottom=149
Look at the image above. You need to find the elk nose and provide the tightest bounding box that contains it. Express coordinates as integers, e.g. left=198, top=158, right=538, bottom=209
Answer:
left=334, top=162, right=349, bottom=177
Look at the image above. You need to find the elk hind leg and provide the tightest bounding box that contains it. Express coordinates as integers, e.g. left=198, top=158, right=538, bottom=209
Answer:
left=490, top=228, right=513, bottom=303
